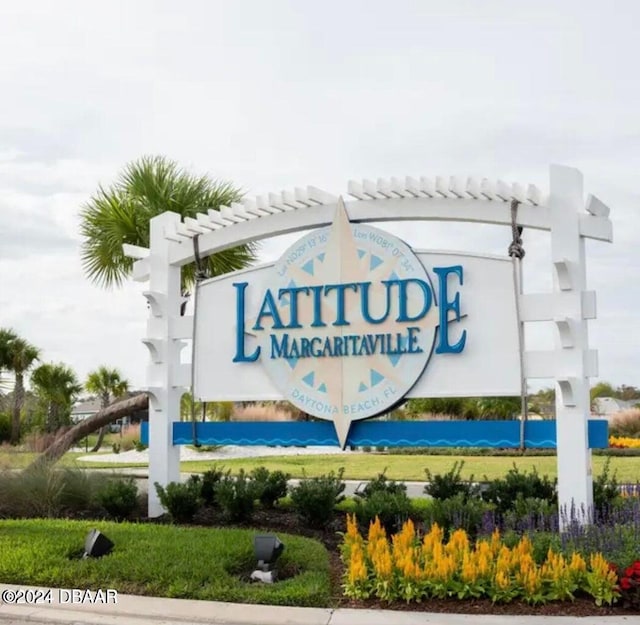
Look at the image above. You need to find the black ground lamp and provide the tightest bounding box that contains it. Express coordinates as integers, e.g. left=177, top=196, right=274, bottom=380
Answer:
left=83, top=529, right=114, bottom=558
left=250, top=535, right=285, bottom=583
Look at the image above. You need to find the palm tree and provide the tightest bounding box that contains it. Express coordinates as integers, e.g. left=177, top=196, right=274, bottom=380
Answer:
left=31, top=363, right=82, bottom=433
left=85, top=366, right=129, bottom=451
left=79, top=155, right=257, bottom=290
left=0, top=328, right=18, bottom=395
left=6, top=338, right=40, bottom=444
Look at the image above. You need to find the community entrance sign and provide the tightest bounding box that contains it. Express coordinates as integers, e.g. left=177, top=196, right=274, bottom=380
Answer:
left=124, top=165, right=612, bottom=520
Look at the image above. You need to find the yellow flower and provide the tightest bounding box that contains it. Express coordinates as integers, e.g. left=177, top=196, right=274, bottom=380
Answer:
left=489, top=528, right=502, bottom=556
left=496, top=545, right=514, bottom=575
left=422, top=523, right=444, bottom=557
left=346, top=513, right=361, bottom=543
left=474, top=540, right=492, bottom=577
left=494, top=569, right=511, bottom=590
left=445, top=528, right=470, bottom=562
left=461, top=552, right=479, bottom=583
left=568, top=552, right=587, bottom=575
left=347, top=542, right=368, bottom=585
left=371, top=536, right=393, bottom=579
left=368, top=516, right=386, bottom=544
left=515, top=535, right=533, bottom=558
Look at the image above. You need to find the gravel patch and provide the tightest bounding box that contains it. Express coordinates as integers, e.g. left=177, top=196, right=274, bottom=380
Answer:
left=76, top=445, right=357, bottom=464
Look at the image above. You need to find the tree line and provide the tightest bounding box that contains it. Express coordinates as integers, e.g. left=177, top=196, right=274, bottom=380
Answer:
left=0, top=330, right=129, bottom=450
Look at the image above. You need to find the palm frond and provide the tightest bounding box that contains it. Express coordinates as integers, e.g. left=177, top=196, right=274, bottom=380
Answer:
left=79, top=155, right=257, bottom=289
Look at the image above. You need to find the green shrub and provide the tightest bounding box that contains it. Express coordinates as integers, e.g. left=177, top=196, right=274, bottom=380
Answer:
left=502, top=496, right=558, bottom=532
left=0, top=412, right=11, bottom=443
left=481, top=464, right=557, bottom=515
left=422, top=492, right=492, bottom=537
left=424, top=460, right=478, bottom=501
left=57, top=468, right=106, bottom=514
left=250, top=467, right=290, bottom=509
left=155, top=479, right=202, bottom=523
left=290, top=469, right=346, bottom=529
left=592, top=456, right=621, bottom=516
left=97, top=478, right=138, bottom=520
left=356, top=471, right=406, bottom=499
left=214, top=470, right=259, bottom=522
left=200, top=467, right=225, bottom=506
left=354, top=490, right=413, bottom=534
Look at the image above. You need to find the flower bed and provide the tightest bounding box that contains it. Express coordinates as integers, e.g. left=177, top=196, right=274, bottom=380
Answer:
left=342, top=515, right=619, bottom=606
left=618, top=561, right=640, bottom=608
left=610, top=436, right=640, bottom=449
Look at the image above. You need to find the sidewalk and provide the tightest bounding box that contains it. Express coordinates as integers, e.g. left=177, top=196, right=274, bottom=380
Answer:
left=0, top=585, right=633, bottom=625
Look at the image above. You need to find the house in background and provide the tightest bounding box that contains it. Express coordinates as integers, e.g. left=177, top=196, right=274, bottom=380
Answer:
left=592, top=397, right=637, bottom=422
left=70, top=398, right=102, bottom=424
left=71, top=392, right=148, bottom=430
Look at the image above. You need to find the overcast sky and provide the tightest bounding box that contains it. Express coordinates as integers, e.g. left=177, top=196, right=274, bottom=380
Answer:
left=1, top=0, right=638, bottom=394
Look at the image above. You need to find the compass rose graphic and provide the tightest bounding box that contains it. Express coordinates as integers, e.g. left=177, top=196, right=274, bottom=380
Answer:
left=250, top=198, right=452, bottom=447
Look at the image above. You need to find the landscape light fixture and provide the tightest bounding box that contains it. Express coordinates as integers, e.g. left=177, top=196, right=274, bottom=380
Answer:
left=250, top=535, right=285, bottom=583
left=83, top=529, right=114, bottom=559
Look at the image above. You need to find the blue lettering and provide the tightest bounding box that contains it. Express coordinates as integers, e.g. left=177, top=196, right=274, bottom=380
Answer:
left=270, top=333, right=290, bottom=358
left=434, top=265, right=467, bottom=354
left=407, top=326, right=423, bottom=353
left=360, top=281, right=394, bottom=323
left=310, top=337, right=322, bottom=356
left=253, top=289, right=285, bottom=330
left=300, top=337, right=311, bottom=358
left=396, top=279, right=432, bottom=322
left=278, top=286, right=310, bottom=329
left=323, top=282, right=359, bottom=326
left=309, top=285, right=326, bottom=327
left=232, top=282, right=260, bottom=362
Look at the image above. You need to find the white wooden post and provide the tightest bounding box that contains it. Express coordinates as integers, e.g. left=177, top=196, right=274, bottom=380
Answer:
left=549, top=165, right=594, bottom=523
left=145, top=211, right=184, bottom=517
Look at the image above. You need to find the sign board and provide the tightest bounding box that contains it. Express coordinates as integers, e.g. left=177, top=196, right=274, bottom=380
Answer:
left=194, top=201, right=520, bottom=444
left=128, top=166, right=613, bottom=520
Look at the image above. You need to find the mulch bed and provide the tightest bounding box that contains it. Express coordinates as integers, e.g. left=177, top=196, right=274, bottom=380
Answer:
left=162, top=506, right=638, bottom=616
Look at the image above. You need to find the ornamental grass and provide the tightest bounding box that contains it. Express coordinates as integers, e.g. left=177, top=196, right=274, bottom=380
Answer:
left=341, top=515, right=619, bottom=606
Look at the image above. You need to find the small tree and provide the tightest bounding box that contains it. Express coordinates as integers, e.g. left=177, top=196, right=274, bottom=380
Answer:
left=31, top=363, right=82, bottom=433
left=0, top=328, right=18, bottom=395
left=85, top=366, right=129, bottom=452
left=6, top=338, right=40, bottom=444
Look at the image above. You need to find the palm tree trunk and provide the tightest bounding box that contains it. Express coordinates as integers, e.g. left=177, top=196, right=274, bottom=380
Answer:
left=90, top=393, right=112, bottom=452
left=28, top=393, right=148, bottom=471
left=10, top=372, right=24, bottom=445
left=90, top=425, right=108, bottom=452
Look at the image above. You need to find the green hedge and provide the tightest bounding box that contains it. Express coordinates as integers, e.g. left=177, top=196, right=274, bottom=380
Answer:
left=0, top=520, right=331, bottom=606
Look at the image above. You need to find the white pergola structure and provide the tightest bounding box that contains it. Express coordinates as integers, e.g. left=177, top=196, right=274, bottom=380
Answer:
left=123, top=164, right=612, bottom=519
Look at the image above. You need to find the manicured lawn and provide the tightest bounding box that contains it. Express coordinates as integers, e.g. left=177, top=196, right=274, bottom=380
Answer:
left=181, top=453, right=640, bottom=482
left=0, top=519, right=330, bottom=606
left=3, top=449, right=639, bottom=481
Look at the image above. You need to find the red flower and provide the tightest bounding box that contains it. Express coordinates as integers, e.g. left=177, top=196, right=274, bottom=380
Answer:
left=620, top=577, right=632, bottom=591
left=633, top=562, right=640, bottom=575
left=625, top=567, right=635, bottom=578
